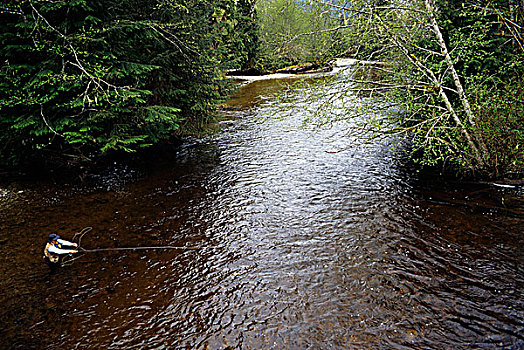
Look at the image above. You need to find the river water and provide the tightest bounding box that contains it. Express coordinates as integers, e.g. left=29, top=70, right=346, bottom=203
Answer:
left=1, top=76, right=523, bottom=349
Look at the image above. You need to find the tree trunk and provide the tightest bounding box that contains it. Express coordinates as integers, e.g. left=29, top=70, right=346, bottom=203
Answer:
left=424, top=0, right=489, bottom=167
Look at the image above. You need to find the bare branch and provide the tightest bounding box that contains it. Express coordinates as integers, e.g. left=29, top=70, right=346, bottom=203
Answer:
left=29, top=3, right=127, bottom=102
left=41, top=105, right=63, bottom=138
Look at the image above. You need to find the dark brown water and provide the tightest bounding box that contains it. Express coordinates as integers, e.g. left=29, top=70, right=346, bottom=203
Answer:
left=1, top=78, right=523, bottom=349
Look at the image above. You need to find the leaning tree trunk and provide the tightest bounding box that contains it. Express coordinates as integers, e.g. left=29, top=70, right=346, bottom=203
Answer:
left=424, top=0, right=489, bottom=168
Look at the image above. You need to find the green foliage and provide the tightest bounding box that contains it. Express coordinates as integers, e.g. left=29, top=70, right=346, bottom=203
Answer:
left=345, top=0, right=524, bottom=178
left=426, top=0, right=523, bottom=177
left=255, top=0, right=349, bottom=71
left=437, top=0, right=524, bottom=78
left=0, top=0, right=254, bottom=166
left=470, top=77, right=524, bottom=178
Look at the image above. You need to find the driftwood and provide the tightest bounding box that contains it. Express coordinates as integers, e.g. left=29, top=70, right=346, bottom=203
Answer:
left=276, top=62, right=333, bottom=74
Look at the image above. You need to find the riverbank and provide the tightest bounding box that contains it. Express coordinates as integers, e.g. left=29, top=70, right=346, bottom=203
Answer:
left=227, top=58, right=363, bottom=82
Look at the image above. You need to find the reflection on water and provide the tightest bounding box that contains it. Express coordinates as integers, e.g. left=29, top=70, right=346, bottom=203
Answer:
left=1, top=77, right=523, bottom=349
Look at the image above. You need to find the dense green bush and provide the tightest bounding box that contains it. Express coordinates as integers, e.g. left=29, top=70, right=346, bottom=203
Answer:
left=0, top=0, right=256, bottom=166
left=471, top=78, right=524, bottom=178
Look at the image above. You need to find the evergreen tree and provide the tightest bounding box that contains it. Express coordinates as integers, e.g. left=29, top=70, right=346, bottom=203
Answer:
left=0, top=0, right=253, bottom=166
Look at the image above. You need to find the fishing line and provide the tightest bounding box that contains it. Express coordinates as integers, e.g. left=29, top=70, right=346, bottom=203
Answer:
left=72, top=226, right=92, bottom=248
left=59, top=227, right=211, bottom=266
left=79, top=245, right=204, bottom=253
left=60, top=253, right=86, bottom=267
left=61, top=227, right=92, bottom=267
left=63, top=246, right=202, bottom=266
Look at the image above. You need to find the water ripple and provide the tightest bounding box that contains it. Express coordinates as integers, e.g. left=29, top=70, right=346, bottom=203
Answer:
left=1, top=78, right=523, bottom=349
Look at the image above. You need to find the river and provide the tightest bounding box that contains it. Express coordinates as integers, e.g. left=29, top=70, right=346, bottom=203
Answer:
left=1, top=74, right=523, bottom=349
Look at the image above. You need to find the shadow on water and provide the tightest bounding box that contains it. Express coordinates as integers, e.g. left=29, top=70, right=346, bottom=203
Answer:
left=0, top=76, right=523, bottom=349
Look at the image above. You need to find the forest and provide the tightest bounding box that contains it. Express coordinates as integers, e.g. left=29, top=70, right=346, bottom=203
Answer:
left=1, top=0, right=523, bottom=179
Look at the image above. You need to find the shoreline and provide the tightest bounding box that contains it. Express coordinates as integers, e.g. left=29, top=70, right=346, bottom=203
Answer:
left=227, top=58, right=363, bottom=82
